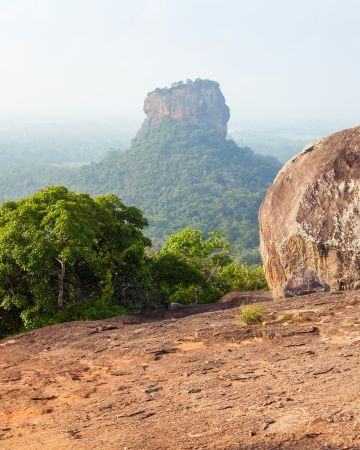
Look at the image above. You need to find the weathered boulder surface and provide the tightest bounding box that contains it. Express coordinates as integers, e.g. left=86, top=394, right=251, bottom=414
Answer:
left=284, top=268, right=329, bottom=298
left=259, top=126, right=360, bottom=299
left=136, top=79, right=230, bottom=139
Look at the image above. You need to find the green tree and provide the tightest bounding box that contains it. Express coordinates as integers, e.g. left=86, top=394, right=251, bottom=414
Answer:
left=159, top=227, right=230, bottom=304
left=0, top=186, right=150, bottom=336
left=160, top=227, right=230, bottom=264
left=217, top=263, right=267, bottom=291
left=150, top=252, right=204, bottom=298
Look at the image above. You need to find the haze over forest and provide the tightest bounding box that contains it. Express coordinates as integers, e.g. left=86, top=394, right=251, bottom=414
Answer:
left=1, top=0, right=360, bottom=161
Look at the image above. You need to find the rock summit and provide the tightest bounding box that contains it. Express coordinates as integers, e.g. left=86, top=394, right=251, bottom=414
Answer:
left=136, top=79, right=230, bottom=139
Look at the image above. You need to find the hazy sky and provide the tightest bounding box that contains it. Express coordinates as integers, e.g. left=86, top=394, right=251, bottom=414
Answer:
left=1, top=0, right=360, bottom=129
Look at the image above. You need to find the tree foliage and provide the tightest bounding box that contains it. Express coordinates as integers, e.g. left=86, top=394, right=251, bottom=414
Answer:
left=217, top=263, right=267, bottom=291
left=155, top=227, right=266, bottom=305
left=0, top=186, right=152, bottom=336
left=160, top=227, right=230, bottom=268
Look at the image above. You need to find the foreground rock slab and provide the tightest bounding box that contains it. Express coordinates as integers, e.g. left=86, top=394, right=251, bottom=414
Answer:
left=3, top=291, right=360, bottom=449
left=259, top=126, right=360, bottom=298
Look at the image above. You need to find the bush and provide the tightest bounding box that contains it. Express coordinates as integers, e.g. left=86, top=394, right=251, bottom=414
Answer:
left=51, top=299, right=130, bottom=323
left=150, top=253, right=204, bottom=295
left=218, top=263, right=267, bottom=291
left=238, top=303, right=266, bottom=325
left=0, top=307, right=23, bottom=338
left=169, top=284, right=222, bottom=305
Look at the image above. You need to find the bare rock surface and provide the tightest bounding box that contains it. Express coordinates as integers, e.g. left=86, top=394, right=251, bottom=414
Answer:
left=3, top=291, right=360, bottom=448
left=217, top=290, right=271, bottom=304
left=137, top=79, right=230, bottom=139
left=259, top=126, right=360, bottom=298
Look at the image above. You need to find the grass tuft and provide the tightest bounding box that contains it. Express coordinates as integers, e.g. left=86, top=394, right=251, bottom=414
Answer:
left=277, top=312, right=294, bottom=323
left=238, top=303, right=266, bottom=325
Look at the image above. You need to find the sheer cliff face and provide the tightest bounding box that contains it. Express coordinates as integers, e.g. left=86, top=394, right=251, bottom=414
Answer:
left=136, top=79, right=230, bottom=139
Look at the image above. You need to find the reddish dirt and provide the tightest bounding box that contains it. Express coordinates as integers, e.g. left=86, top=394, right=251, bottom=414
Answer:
left=2, top=291, right=360, bottom=449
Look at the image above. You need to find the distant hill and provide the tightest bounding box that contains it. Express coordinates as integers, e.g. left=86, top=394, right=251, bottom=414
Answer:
left=67, top=79, right=281, bottom=263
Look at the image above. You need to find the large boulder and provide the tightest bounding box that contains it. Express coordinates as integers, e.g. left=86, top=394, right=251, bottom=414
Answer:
left=259, top=126, right=360, bottom=299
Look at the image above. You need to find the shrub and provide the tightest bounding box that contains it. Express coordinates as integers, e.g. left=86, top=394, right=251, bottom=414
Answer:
left=0, top=307, right=23, bottom=338
left=218, top=263, right=267, bottom=291
left=53, top=299, right=130, bottom=323
left=277, top=312, right=294, bottom=323
left=238, top=303, right=266, bottom=325
left=169, top=284, right=222, bottom=305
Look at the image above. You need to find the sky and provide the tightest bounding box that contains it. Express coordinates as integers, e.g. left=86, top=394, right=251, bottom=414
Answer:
left=1, top=0, right=360, bottom=130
